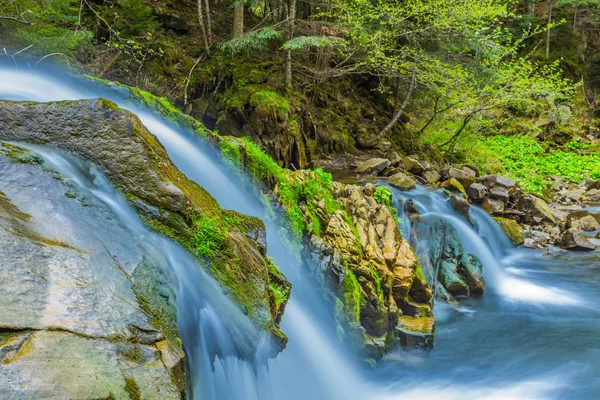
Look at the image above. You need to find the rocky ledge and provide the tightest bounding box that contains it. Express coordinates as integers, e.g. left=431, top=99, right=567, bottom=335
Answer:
left=0, top=99, right=293, bottom=397
left=0, top=146, right=182, bottom=398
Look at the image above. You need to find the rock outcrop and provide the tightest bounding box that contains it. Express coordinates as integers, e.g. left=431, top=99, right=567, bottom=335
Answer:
left=0, top=148, right=182, bottom=398
left=0, top=99, right=290, bottom=347
left=211, top=139, right=435, bottom=360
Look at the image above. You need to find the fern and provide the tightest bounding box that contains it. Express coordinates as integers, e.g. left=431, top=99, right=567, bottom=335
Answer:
left=281, top=36, right=347, bottom=51
left=220, top=28, right=282, bottom=55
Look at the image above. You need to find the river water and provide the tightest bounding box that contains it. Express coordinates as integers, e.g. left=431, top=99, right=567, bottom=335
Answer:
left=1, top=65, right=599, bottom=399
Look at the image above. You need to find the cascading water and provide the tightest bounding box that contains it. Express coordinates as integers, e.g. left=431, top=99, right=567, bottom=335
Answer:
left=2, top=64, right=600, bottom=399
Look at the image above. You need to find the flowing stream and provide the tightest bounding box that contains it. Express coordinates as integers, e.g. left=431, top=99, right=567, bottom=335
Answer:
left=1, top=65, right=599, bottom=399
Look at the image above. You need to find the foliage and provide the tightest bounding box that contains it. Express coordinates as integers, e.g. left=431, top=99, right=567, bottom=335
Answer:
left=190, top=214, right=227, bottom=258
left=470, top=135, right=600, bottom=193
left=340, top=269, right=363, bottom=326
left=373, top=186, right=398, bottom=224
left=268, top=282, right=290, bottom=307
left=0, top=0, right=92, bottom=55
left=282, top=36, right=347, bottom=51
left=220, top=27, right=282, bottom=55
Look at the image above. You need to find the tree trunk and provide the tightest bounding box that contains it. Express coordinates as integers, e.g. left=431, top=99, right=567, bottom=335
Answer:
left=197, top=0, right=211, bottom=56
left=233, top=3, right=244, bottom=38
left=546, top=1, right=553, bottom=59
left=204, top=0, right=212, bottom=44
left=284, top=0, right=296, bottom=90
left=379, top=69, right=417, bottom=137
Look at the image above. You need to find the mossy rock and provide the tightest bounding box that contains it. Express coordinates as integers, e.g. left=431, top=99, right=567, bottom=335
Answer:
left=494, top=217, right=525, bottom=245
left=0, top=99, right=290, bottom=348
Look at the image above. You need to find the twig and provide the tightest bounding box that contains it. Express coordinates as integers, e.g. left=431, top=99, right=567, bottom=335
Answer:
left=184, top=55, right=203, bottom=105
left=0, top=14, right=32, bottom=25
left=34, top=52, right=70, bottom=68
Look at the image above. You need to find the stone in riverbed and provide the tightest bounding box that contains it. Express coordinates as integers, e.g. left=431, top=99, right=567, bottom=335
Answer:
left=388, top=173, right=417, bottom=191
left=394, top=316, right=435, bottom=349
left=573, top=215, right=599, bottom=231
left=447, top=166, right=476, bottom=188
left=482, top=197, right=505, bottom=215
left=489, top=185, right=510, bottom=202
left=422, top=170, right=441, bottom=184
left=402, top=156, right=427, bottom=174
left=559, top=228, right=596, bottom=251
left=518, top=194, right=556, bottom=224
left=440, top=178, right=467, bottom=198
left=354, top=158, right=391, bottom=174
left=467, top=183, right=487, bottom=201
left=494, top=217, right=525, bottom=245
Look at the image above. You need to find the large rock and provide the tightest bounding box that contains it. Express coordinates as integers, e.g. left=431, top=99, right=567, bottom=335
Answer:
left=0, top=100, right=289, bottom=348
left=518, top=194, right=556, bottom=224
left=573, top=215, right=599, bottom=231
left=447, top=167, right=476, bottom=188
left=559, top=228, right=596, bottom=251
left=467, top=183, right=487, bottom=201
left=388, top=173, right=417, bottom=191
left=494, top=217, right=525, bottom=245
left=410, top=215, right=485, bottom=299
left=403, top=156, right=427, bottom=174
left=0, top=152, right=181, bottom=398
left=278, top=173, right=435, bottom=357
left=440, top=178, right=467, bottom=198
left=354, top=158, right=391, bottom=175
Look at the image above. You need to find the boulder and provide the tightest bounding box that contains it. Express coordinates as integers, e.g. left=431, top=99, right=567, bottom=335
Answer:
left=482, top=197, right=505, bottom=215
left=355, top=158, right=391, bottom=175
left=403, top=156, right=426, bottom=174
left=422, top=170, right=441, bottom=184
left=394, top=316, right=435, bottom=349
left=518, top=194, right=556, bottom=224
left=0, top=152, right=181, bottom=398
left=440, top=178, right=467, bottom=198
left=480, top=175, right=517, bottom=190
left=0, top=100, right=290, bottom=348
left=410, top=215, right=485, bottom=299
left=559, top=228, right=596, bottom=251
left=494, top=217, right=525, bottom=245
left=489, top=186, right=510, bottom=202
left=467, top=183, right=487, bottom=201
left=459, top=254, right=485, bottom=294
left=388, top=173, right=417, bottom=191
left=448, top=166, right=476, bottom=188
left=573, top=215, right=599, bottom=231
left=387, top=151, right=402, bottom=167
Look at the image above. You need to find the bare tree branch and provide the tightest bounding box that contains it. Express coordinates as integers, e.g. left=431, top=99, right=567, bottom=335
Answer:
left=0, top=14, right=32, bottom=25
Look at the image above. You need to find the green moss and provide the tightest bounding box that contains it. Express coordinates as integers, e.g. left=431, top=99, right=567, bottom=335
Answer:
left=123, top=377, right=142, bottom=400
left=220, top=139, right=242, bottom=166
left=190, top=214, right=227, bottom=258
left=268, top=282, right=290, bottom=309
left=1, top=143, right=43, bottom=165
left=371, top=267, right=384, bottom=304
left=120, top=345, right=144, bottom=364
left=340, top=269, right=364, bottom=327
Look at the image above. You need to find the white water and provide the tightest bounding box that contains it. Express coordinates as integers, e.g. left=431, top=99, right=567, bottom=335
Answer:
left=392, top=186, right=586, bottom=307
left=2, top=66, right=600, bottom=399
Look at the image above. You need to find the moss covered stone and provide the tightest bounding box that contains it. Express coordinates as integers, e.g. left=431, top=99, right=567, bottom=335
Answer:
left=0, top=99, right=290, bottom=350
left=494, top=217, right=525, bottom=245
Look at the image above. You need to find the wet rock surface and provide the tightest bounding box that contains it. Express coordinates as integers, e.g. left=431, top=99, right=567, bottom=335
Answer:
left=0, top=99, right=290, bottom=345
left=0, top=152, right=181, bottom=398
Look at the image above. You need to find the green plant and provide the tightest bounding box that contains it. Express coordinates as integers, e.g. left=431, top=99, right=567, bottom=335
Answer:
left=190, top=214, right=227, bottom=258
left=373, top=186, right=399, bottom=224
left=469, top=135, right=600, bottom=193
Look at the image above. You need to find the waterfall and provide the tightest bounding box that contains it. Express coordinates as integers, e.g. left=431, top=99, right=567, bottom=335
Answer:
left=2, top=65, right=600, bottom=399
